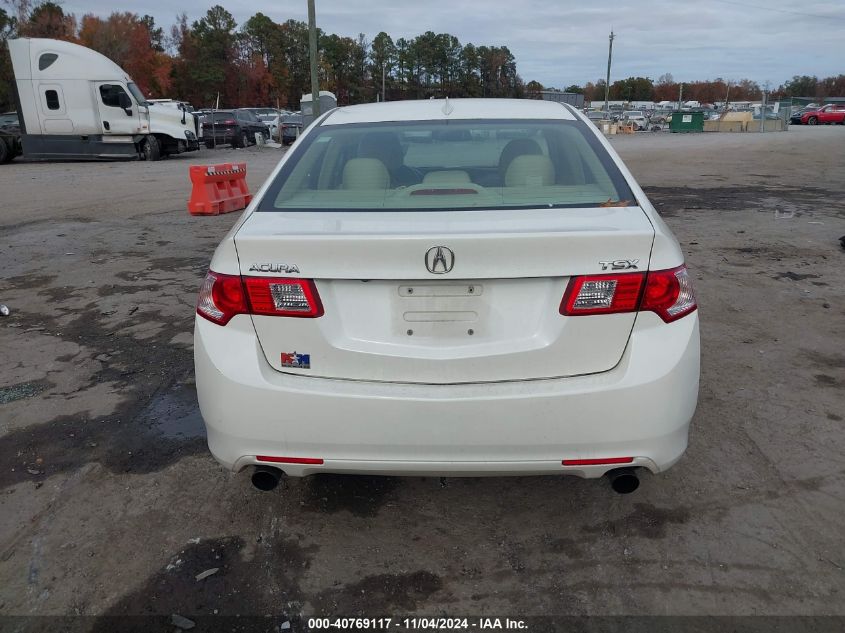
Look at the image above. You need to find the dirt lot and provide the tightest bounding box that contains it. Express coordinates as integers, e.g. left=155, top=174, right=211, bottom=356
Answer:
left=1, top=127, right=844, bottom=629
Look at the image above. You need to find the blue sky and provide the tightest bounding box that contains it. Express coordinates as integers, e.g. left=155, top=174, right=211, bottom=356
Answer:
left=63, top=0, right=845, bottom=87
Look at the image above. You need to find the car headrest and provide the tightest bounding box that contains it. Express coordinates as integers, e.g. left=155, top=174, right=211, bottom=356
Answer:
left=359, top=131, right=405, bottom=166
left=498, top=138, right=542, bottom=179
left=342, top=158, right=390, bottom=190
left=422, top=170, right=471, bottom=185
left=504, top=154, right=555, bottom=187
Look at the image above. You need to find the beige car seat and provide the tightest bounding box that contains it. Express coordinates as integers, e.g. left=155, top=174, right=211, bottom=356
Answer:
left=342, top=158, right=390, bottom=190
left=504, top=154, right=555, bottom=187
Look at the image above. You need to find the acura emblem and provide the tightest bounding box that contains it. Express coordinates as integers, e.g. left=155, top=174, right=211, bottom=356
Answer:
left=425, top=246, right=455, bottom=274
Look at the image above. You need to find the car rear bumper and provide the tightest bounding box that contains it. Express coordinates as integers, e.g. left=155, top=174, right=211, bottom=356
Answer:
left=202, top=129, right=238, bottom=143
left=194, top=312, right=700, bottom=478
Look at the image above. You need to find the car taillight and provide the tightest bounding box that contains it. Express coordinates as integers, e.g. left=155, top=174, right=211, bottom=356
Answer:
left=197, top=271, right=323, bottom=325
left=197, top=271, right=247, bottom=325
left=560, top=265, right=697, bottom=323
left=560, top=272, right=645, bottom=316
left=244, top=277, right=323, bottom=318
left=640, top=265, right=697, bottom=323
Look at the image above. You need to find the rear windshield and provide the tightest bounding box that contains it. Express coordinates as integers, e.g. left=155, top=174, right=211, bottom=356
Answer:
left=210, top=112, right=236, bottom=122
left=258, top=119, right=635, bottom=212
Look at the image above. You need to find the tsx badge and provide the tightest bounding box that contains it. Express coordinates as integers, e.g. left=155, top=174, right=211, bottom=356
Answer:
left=599, top=259, right=639, bottom=271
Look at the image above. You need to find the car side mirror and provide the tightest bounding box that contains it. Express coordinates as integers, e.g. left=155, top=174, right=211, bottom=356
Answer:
left=118, top=93, right=133, bottom=116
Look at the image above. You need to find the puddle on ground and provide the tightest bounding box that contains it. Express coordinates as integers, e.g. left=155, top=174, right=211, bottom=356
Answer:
left=138, top=383, right=206, bottom=439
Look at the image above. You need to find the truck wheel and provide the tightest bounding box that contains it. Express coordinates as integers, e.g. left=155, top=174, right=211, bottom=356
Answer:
left=0, top=139, right=10, bottom=164
left=142, top=135, right=161, bottom=161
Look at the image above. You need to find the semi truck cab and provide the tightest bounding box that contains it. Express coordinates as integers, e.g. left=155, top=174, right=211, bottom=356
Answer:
left=4, top=38, right=199, bottom=162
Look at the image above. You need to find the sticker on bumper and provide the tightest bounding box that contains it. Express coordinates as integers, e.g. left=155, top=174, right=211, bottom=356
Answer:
left=281, top=352, right=310, bottom=369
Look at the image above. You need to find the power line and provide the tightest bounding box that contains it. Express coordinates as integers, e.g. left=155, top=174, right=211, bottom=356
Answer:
left=710, top=0, right=845, bottom=22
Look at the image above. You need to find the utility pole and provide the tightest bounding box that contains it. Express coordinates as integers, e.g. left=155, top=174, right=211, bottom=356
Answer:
left=307, top=0, right=320, bottom=118
left=604, top=30, right=614, bottom=114
left=382, top=63, right=386, bottom=103
left=677, top=83, right=683, bottom=111
left=760, top=80, right=770, bottom=133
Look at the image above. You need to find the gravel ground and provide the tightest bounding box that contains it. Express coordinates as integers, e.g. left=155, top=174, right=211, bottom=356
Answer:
left=0, top=127, right=844, bottom=627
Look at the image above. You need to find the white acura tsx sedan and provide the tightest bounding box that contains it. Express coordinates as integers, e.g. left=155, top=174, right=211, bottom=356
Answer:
left=194, top=98, right=699, bottom=494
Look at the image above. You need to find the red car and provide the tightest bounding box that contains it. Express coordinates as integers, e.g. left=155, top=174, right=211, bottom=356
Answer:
left=801, top=105, right=845, bottom=125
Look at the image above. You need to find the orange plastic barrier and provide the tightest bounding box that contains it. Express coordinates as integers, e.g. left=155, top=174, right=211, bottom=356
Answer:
left=188, top=163, right=252, bottom=215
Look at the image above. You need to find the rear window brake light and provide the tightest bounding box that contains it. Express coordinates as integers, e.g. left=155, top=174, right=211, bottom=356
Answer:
left=410, top=188, right=478, bottom=196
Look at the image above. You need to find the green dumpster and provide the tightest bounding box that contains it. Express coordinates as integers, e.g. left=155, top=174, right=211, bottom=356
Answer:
left=669, top=111, right=705, bottom=133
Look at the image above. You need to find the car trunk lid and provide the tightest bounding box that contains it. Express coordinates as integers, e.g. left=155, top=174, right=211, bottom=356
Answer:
left=234, top=206, right=654, bottom=384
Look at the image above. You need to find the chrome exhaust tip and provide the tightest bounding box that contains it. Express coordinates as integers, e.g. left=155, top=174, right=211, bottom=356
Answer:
left=251, top=465, right=284, bottom=491
left=607, top=468, right=640, bottom=494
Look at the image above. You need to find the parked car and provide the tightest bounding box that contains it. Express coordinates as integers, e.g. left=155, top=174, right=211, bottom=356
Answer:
left=259, top=114, right=279, bottom=138
left=202, top=111, right=238, bottom=148
left=790, top=107, right=814, bottom=125
left=0, top=111, right=21, bottom=126
left=0, top=111, right=22, bottom=163
left=279, top=113, right=303, bottom=144
left=247, top=107, right=282, bottom=119
left=193, top=98, right=700, bottom=495
left=650, top=110, right=673, bottom=124
left=621, top=110, right=648, bottom=130
left=257, top=110, right=293, bottom=140
left=585, top=110, right=607, bottom=127
left=249, top=108, right=281, bottom=129
left=202, top=109, right=269, bottom=148
left=800, top=104, right=845, bottom=125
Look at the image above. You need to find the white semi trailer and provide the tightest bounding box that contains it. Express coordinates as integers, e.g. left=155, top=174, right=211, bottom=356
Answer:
left=3, top=38, right=199, bottom=162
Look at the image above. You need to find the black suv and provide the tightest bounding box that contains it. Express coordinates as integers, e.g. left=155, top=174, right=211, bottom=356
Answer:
left=0, top=112, right=22, bottom=163
left=202, top=109, right=269, bottom=148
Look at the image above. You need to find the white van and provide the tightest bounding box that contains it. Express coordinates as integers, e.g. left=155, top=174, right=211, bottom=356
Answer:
left=6, top=38, right=200, bottom=161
